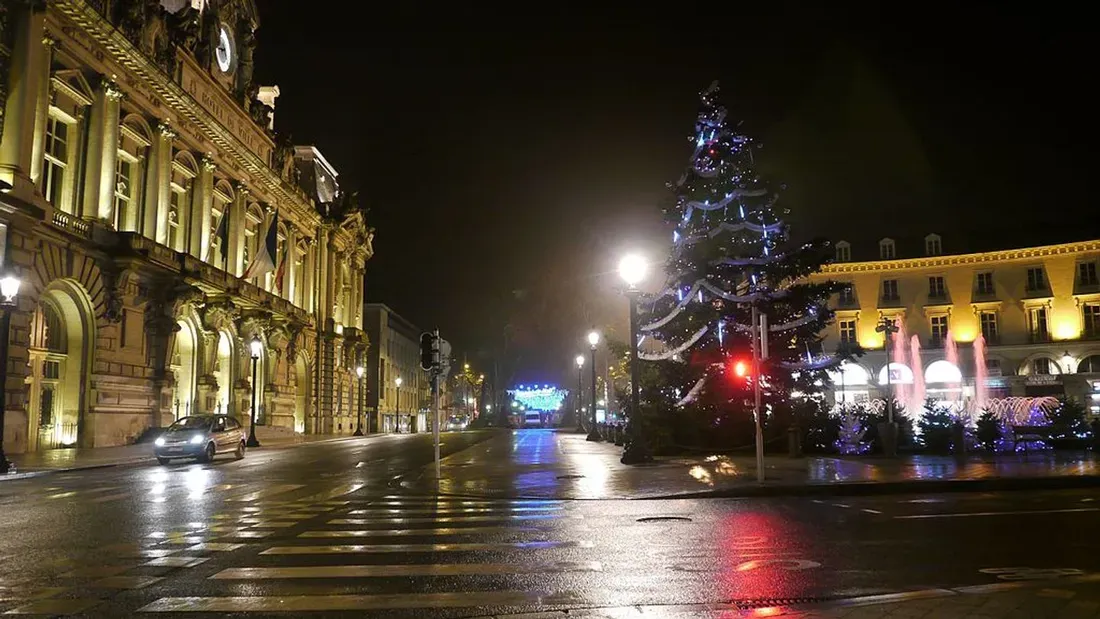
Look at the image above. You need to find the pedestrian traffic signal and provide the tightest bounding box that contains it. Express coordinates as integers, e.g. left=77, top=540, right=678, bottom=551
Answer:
left=420, top=332, right=437, bottom=371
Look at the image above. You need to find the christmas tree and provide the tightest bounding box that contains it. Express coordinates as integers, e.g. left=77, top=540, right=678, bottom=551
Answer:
left=639, top=82, right=844, bottom=422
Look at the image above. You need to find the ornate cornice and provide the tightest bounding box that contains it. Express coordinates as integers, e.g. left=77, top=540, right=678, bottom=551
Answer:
left=52, top=1, right=319, bottom=226
left=819, top=240, right=1100, bottom=275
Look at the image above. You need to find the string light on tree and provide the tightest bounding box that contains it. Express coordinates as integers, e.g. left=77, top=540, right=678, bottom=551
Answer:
left=638, top=80, right=845, bottom=421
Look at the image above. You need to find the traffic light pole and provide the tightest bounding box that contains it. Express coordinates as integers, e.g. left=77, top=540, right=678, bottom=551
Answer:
left=432, top=329, right=441, bottom=481
left=751, top=305, right=764, bottom=483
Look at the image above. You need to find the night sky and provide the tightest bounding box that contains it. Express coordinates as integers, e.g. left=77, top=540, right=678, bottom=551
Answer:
left=254, top=3, right=1094, bottom=386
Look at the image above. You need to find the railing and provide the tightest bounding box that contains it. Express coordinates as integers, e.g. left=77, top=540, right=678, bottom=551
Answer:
left=51, top=211, right=91, bottom=239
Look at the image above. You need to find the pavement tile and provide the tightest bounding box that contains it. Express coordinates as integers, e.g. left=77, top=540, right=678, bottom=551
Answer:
left=3, top=598, right=101, bottom=615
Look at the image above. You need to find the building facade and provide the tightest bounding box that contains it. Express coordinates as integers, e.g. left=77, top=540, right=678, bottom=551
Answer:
left=362, top=304, right=430, bottom=434
left=810, top=236, right=1100, bottom=413
left=0, top=0, right=373, bottom=453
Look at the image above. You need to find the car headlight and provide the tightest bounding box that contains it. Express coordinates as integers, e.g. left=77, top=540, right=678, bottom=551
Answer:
left=154, top=437, right=166, bottom=447
left=190, top=434, right=204, bottom=444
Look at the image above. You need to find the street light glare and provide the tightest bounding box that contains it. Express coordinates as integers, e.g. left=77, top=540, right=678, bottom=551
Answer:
left=618, top=253, right=648, bottom=287
left=587, top=330, right=600, bottom=347
left=395, top=376, right=403, bottom=387
left=355, top=366, right=364, bottom=378
left=249, top=336, right=262, bottom=359
left=575, top=354, right=585, bottom=367
left=0, top=274, right=21, bottom=304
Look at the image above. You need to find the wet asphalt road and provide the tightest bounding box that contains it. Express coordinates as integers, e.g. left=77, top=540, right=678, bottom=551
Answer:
left=1, top=428, right=1099, bottom=617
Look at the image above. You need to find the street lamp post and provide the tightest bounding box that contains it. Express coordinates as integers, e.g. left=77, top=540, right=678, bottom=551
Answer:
left=586, top=330, right=601, bottom=442
left=875, top=316, right=900, bottom=457
left=246, top=336, right=262, bottom=448
left=617, top=253, right=652, bottom=465
left=395, top=376, right=403, bottom=433
left=0, top=273, right=22, bottom=474
left=574, top=354, right=585, bottom=432
left=354, top=366, right=364, bottom=436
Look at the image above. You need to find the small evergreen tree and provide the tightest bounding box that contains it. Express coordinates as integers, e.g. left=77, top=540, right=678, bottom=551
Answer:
left=975, top=410, right=1001, bottom=452
left=835, top=406, right=869, bottom=455
left=918, top=401, right=954, bottom=453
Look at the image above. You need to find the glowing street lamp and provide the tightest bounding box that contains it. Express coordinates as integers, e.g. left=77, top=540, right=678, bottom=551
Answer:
left=394, top=376, right=403, bottom=433
left=354, top=366, right=365, bottom=436
left=246, top=336, right=263, bottom=448
left=586, top=329, right=601, bottom=442
left=0, top=273, right=20, bottom=473
left=618, top=253, right=651, bottom=464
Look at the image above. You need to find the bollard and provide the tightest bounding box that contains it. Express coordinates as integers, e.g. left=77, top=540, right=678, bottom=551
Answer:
left=787, top=424, right=802, bottom=458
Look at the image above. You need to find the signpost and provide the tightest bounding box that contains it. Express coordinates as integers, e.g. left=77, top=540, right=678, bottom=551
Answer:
left=421, top=330, right=451, bottom=482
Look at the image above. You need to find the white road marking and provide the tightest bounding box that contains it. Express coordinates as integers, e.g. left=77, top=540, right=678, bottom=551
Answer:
left=895, top=507, right=1100, bottom=520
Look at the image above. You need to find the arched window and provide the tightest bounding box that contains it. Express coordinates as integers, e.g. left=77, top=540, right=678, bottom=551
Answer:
left=116, top=115, right=150, bottom=231
left=1020, top=356, right=1062, bottom=376
left=168, top=152, right=198, bottom=252
left=1078, top=355, right=1100, bottom=374
left=209, top=180, right=233, bottom=268
left=878, top=363, right=914, bottom=385
left=925, top=360, right=962, bottom=383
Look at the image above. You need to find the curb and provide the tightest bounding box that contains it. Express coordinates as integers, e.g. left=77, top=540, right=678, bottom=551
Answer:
left=395, top=473, right=1100, bottom=501
left=0, top=433, right=376, bottom=482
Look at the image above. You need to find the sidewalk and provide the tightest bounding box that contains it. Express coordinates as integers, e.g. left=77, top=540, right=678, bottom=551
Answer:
left=2, top=429, right=366, bottom=478
left=404, top=429, right=1100, bottom=499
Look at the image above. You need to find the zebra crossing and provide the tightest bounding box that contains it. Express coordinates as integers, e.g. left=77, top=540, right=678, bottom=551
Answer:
left=136, top=493, right=596, bottom=614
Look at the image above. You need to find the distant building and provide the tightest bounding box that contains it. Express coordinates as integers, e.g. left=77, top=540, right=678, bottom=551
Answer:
left=0, top=0, right=373, bottom=453
left=361, top=304, right=430, bottom=433
left=809, top=236, right=1100, bottom=412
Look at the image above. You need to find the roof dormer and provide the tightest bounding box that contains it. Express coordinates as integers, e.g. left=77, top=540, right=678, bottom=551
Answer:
left=879, top=238, right=896, bottom=260
left=835, top=240, right=851, bottom=263
left=925, top=233, right=942, bottom=256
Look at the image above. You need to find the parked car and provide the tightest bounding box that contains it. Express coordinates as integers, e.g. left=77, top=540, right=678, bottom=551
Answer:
left=153, top=414, right=246, bottom=464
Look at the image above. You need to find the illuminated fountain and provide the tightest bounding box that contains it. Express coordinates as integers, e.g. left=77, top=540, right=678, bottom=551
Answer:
left=890, top=320, right=911, bottom=411
left=973, top=335, right=989, bottom=411
left=909, top=334, right=926, bottom=408
left=943, top=332, right=961, bottom=406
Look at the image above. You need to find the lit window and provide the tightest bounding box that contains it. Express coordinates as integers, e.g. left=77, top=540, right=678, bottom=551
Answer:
left=930, top=315, right=948, bottom=345
left=979, top=311, right=998, bottom=342
left=838, top=320, right=856, bottom=344
left=42, top=115, right=69, bottom=210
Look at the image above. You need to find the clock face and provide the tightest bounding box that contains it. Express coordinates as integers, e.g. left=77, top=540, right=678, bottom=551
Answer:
left=215, top=25, right=234, bottom=73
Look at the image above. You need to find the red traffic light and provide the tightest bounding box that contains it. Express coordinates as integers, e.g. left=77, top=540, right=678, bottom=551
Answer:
left=732, top=359, right=748, bottom=378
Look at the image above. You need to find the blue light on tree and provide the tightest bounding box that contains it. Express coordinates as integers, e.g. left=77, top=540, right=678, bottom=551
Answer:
left=508, top=386, right=567, bottom=412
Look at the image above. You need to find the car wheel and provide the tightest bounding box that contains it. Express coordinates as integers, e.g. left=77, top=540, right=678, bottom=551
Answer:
left=234, top=441, right=245, bottom=460
left=157, top=456, right=171, bottom=465
left=200, top=442, right=216, bottom=463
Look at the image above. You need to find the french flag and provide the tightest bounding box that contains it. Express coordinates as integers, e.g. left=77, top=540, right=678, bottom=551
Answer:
left=243, top=211, right=278, bottom=280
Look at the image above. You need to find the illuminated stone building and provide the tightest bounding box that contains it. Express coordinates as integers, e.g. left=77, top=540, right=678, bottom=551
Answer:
left=361, top=304, right=430, bottom=434
left=810, top=236, right=1100, bottom=412
left=0, top=0, right=373, bottom=453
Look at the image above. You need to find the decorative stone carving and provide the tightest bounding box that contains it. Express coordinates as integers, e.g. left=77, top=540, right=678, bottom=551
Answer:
left=235, top=18, right=256, bottom=100
left=201, top=300, right=238, bottom=332
left=286, top=324, right=304, bottom=360
left=156, top=120, right=177, bottom=141
left=169, top=5, right=200, bottom=54
left=100, top=268, right=125, bottom=324
left=201, top=154, right=216, bottom=172
left=237, top=313, right=270, bottom=343
left=103, top=78, right=123, bottom=101
left=267, top=324, right=290, bottom=352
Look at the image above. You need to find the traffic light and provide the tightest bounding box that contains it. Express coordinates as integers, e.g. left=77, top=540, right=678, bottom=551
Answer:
left=419, top=332, right=437, bottom=371
left=732, top=360, right=748, bottom=378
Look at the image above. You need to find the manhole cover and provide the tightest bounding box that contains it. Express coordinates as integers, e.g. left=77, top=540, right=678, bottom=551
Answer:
left=636, top=516, right=692, bottom=523
left=556, top=474, right=585, bottom=480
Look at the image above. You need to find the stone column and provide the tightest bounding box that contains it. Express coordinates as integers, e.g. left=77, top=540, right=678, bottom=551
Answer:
left=29, top=34, right=54, bottom=187
left=0, top=6, right=47, bottom=190
left=283, top=224, right=297, bottom=301
left=81, top=78, right=122, bottom=222
left=143, top=122, right=174, bottom=242
left=228, top=184, right=249, bottom=276
left=303, top=236, right=316, bottom=313
left=192, top=156, right=215, bottom=260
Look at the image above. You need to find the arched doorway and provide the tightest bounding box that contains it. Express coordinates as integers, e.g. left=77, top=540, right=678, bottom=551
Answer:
left=294, top=355, right=310, bottom=434
left=214, top=331, right=233, bottom=416
left=171, top=320, right=198, bottom=420
left=25, top=282, right=93, bottom=450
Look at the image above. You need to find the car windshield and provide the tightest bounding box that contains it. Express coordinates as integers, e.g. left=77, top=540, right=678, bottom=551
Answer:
left=168, top=417, right=211, bottom=432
